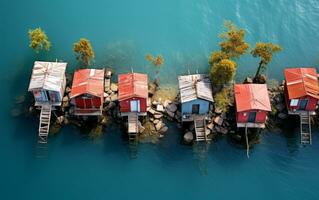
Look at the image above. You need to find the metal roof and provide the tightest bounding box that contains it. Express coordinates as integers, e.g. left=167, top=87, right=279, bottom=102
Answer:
left=178, top=74, right=214, bottom=103
left=284, top=67, right=319, bottom=99
left=118, top=73, right=148, bottom=101
left=234, top=84, right=271, bottom=112
left=70, top=69, right=105, bottom=98
left=28, top=61, right=67, bottom=92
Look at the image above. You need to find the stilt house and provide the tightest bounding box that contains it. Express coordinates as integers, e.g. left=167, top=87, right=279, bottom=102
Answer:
left=70, top=69, right=105, bottom=116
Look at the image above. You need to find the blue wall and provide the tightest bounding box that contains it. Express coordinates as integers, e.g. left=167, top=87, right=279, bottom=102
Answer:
left=181, top=99, right=210, bottom=114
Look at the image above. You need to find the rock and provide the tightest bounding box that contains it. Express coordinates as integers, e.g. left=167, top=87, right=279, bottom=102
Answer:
left=214, top=107, right=223, bottom=114
left=149, top=117, right=154, bottom=122
left=278, top=113, right=288, bottom=119
left=154, top=113, right=163, bottom=119
left=163, top=100, right=172, bottom=108
left=107, top=102, right=116, bottom=110
left=153, top=119, right=160, bottom=124
left=156, top=104, right=164, bottom=112
left=110, top=94, right=118, bottom=102
left=148, top=108, right=156, bottom=115
left=139, top=125, right=146, bottom=133
left=220, top=127, right=228, bottom=135
left=205, top=129, right=211, bottom=136
left=105, top=70, right=112, bottom=78
left=110, top=83, right=118, bottom=92
left=243, top=77, right=253, bottom=84
left=65, top=86, right=71, bottom=93
left=189, top=124, right=195, bottom=131
left=152, top=100, right=159, bottom=106
left=148, top=83, right=157, bottom=96
left=214, top=116, right=223, bottom=126
left=207, top=122, right=214, bottom=130
left=166, top=110, right=175, bottom=118
left=166, top=103, right=177, bottom=113
left=184, top=132, right=194, bottom=143
left=57, top=116, right=64, bottom=124
left=275, top=103, right=285, bottom=112
left=62, top=101, right=69, bottom=108
left=104, top=97, right=111, bottom=103
left=63, top=96, right=69, bottom=102
left=155, top=121, right=163, bottom=131
left=159, top=126, right=168, bottom=134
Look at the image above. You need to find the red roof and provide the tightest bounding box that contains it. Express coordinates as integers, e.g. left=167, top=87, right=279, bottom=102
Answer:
left=70, top=69, right=105, bottom=98
left=234, top=84, right=271, bottom=112
left=118, top=73, right=148, bottom=101
left=284, top=68, right=319, bottom=99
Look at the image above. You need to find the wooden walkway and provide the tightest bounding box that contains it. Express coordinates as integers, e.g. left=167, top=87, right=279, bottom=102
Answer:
left=194, top=117, right=210, bottom=142
left=127, top=113, right=139, bottom=159
left=300, top=112, right=312, bottom=144
left=38, top=105, right=52, bottom=144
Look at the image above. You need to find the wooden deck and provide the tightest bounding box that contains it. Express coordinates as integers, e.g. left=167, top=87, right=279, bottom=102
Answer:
left=128, top=113, right=139, bottom=133
left=288, top=110, right=316, bottom=116
left=194, top=116, right=210, bottom=142
left=182, top=114, right=208, bottom=122
left=237, top=122, right=265, bottom=129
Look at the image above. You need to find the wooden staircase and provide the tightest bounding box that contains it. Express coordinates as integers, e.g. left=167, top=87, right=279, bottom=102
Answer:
left=128, top=113, right=139, bottom=159
left=194, top=117, right=210, bottom=142
left=38, top=105, right=52, bottom=144
left=300, top=112, right=312, bottom=145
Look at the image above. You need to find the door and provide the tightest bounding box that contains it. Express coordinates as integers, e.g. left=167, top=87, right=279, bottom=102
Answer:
left=192, top=104, right=200, bottom=114
left=248, top=112, right=256, bottom=123
left=130, top=100, right=140, bottom=112
left=299, top=99, right=308, bottom=110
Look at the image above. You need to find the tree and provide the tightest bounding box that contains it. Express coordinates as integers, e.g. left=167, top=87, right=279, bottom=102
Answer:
left=73, top=38, right=95, bottom=66
left=219, top=21, right=249, bottom=59
left=210, top=59, right=236, bottom=85
left=214, top=87, right=231, bottom=112
left=251, top=42, right=282, bottom=81
left=28, top=28, right=51, bottom=53
left=208, top=51, right=229, bottom=66
left=145, top=53, right=164, bottom=67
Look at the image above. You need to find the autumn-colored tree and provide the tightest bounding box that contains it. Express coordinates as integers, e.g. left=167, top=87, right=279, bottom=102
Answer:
left=28, top=28, right=51, bottom=53
left=73, top=38, right=95, bottom=66
left=145, top=53, right=164, bottom=67
left=214, top=87, right=231, bottom=112
left=210, top=59, right=236, bottom=85
left=219, top=21, right=249, bottom=59
left=208, top=51, right=229, bottom=66
left=251, top=42, right=282, bottom=81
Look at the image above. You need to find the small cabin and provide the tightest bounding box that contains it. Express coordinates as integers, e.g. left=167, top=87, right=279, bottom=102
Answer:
left=234, top=84, right=271, bottom=128
left=178, top=74, right=214, bottom=121
left=70, top=69, right=105, bottom=116
left=118, top=73, right=148, bottom=116
left=28, top=61, right=67, bottom=106
left=284, top=68, right=319, bottom=115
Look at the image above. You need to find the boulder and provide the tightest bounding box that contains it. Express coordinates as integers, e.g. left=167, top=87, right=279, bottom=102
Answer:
left=105, top=70, right=112, bottom=78
left=156, top=104, right=164, bottom=112
left=205, top=129, right=211, bottom=136
left=183, top=132, right=194, bottom=143
left=243, top=77, right=253, bottom=84
left=154, top=113, right=163, bottom=119
left=166, top=103, right=177, bottom=113
left=163, top=100, right=172, bottom=108
left=155, top=121, right=163, bottom=131
left=166, top=110, right=175, bottom=118
left=110, top=94, right=118, bottom=102
left=107, top=102, right=116, bottom=110
left=152, top=100, right=159, bottom=106
left=57, top=116, right=64, bottom=124
left=159, top=126, right=168, bottom=134
left=62, top=96, right=69, bottom=102
left=148, top=108, right=156, bottom=115
left=275, top=103, right=285, bottom=112
left=139, top=125, right=146, bottom=133
left=110, top=83, right=118, bottom=92
left=214, top=116, right=223, bottom=126
left=153, top=119, right=160, bottom=124
left=278, top=113, right=288, bottom=119
left=214, top=107, right=223, bottom=115
left=207, top=122, right=214, bottom=130
left=220, top=127, right=228, bottom=135
left=65, top=86, right=71, bottom=93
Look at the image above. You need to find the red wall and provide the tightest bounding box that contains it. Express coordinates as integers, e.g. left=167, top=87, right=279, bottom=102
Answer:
left=120, top=97, right=147, bottom=113
left=236, top=110, right=268, bottom=123
left=285, top=96, right=317, bottom=111
left=74, top=95, right=102, bottom=109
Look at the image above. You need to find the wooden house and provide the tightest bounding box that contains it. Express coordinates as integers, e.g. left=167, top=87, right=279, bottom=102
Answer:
left=70, top=69, right=105, bottom=116
left=118, top=73, right=148, bottom=116
left=284, top=68, right=319, bottom=114
left=178, top=74, right=214, bottom=122
left=284, top=67, right=319, bottom=144
left=28, top=61, right=67, bottom=106
left=118, top=73, right=148, bottom=140
left=28, top=61, right=67, bottom=144
left=234, top=84, right=271, bottom=128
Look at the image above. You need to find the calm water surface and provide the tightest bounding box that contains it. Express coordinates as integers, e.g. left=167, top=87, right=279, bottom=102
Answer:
left=1, top=0, right=319, bottom=199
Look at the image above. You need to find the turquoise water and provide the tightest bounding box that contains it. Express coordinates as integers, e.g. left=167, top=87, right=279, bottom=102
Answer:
left=1, top=0, right=319, bottom=199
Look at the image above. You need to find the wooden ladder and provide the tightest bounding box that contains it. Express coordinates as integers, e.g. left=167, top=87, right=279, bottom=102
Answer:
left=300, top=112, right=312, bottom=145
left=194, top=117, right=210, bottom=142
left=128, top=113, right=139, bottom=159
left=38, top=105, right=52, bottom=144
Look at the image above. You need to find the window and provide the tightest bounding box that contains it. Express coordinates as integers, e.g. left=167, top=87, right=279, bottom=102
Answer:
left=290, top=99, right=299, bottom=106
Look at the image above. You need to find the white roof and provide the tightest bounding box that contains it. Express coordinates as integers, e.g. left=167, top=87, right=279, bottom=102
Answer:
left=28, top=61, right=67, bottom=92
left=178, top=74, right=214, bottom=103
